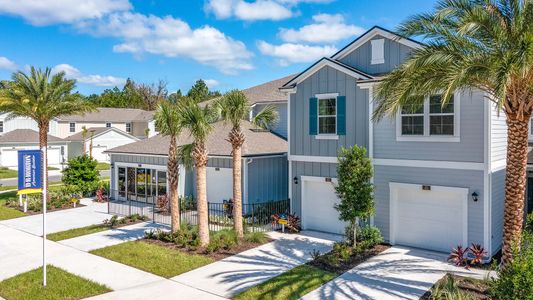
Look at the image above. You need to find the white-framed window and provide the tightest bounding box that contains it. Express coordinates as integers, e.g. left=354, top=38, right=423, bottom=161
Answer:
left=126, top=122, right=132, bottom=133
left=69, top=122, right=75, bottom=133
left=396, top=92, right=460, bottom=142
left=106, top=122, right=112, bottom=128
left=371, top=39, right=385, bottom=65
left=0, top=121, right=3, bottom=133
left=317, top=93, right=338, bottom=136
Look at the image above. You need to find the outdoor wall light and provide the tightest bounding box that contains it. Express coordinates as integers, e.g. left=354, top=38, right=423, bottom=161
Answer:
left=293, top=176, right=299, bottom=185
left=472, top=192, right=479, bottom=202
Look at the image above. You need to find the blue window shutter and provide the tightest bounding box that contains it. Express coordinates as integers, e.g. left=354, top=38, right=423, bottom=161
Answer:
left=337, top=95, right=346, bottom=135
left=309, top=97, right=318, bottom=135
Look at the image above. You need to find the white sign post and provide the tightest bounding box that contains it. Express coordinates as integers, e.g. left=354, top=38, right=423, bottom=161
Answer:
left=42, top=146, right=47, bottom=287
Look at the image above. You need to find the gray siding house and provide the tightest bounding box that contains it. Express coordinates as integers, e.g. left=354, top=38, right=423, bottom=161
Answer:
left=281, top=26, right=506, bottom=257
left=105, top=121, right=288, bottom=206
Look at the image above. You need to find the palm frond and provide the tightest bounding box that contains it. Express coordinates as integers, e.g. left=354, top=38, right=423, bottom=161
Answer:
left=178, top=143, right=195, bottom=171
left=252, top=104, right=279, bottom=129
left=217, top=89, right=250, bottom=128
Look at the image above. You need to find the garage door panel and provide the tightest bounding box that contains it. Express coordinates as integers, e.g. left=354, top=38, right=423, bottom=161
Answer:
left=302, top=180, right=346, bottom=235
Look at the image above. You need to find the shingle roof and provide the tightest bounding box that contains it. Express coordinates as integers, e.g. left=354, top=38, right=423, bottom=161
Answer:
left=64, top=127, right=138, bottom=142
left=242, top=74, right=296, bottom=105
left=105, top=121, right=287, bottom=157
left=57, top=108, right=154, bottom=122
left=0, top=129, right=64, bottom=144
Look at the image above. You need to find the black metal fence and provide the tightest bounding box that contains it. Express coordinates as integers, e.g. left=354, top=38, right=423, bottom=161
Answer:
left=107, top=189, right=290, bottom=232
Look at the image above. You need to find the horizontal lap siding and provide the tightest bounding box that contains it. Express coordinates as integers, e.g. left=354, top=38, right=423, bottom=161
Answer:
left=491, top=104, right=507, bottom=164
left=247, top=156, right=288, bottom=204
left=491, top=168, right=505, bottom=254
left=290, top=66, right=368, bottom=157
left=373, top=165, right=485, bottom=246
left=373, top=90, right=485, bottom=162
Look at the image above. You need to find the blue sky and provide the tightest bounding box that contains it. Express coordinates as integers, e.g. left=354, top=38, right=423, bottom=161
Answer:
left=0, top=0, right=437, bottom=95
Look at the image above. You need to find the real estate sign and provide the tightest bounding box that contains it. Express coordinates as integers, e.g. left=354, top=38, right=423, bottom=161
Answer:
left=17, top=150, right=42, bottom=194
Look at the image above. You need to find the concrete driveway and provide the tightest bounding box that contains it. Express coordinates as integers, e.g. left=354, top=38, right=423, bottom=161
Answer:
left=301, top=246, right=493, bottom=300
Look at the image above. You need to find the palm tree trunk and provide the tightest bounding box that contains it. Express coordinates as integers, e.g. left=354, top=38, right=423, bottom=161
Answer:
left=230, top=128, right=245, bottom=240
left=502, top=115, right=530, bottom=266
left=168, top=137, right=180, bottom=232
left=38, top=121, right=49, bottom=286
left=195, top=144, right=209, bottom=247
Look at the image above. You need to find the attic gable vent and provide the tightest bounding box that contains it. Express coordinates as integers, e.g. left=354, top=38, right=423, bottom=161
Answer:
left=371, top=39, right=385, bottom=65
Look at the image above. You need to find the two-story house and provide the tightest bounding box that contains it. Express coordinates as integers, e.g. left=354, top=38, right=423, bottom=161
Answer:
left=281, top=26, right=506, bottom=258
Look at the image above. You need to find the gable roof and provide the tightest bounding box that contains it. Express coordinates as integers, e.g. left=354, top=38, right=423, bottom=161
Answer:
left=0, top=129, right=64, bottom=144
left=243, top=74, right=296, bottom=105
left=57, top=108, right=154, bottom=123
left=280, top=57, right=373, bottom=90
left=64, top=127, right=140, bottom=142
left=105, top=121, right=287, bottom=157
left=331, top=25, right=424, bottom=60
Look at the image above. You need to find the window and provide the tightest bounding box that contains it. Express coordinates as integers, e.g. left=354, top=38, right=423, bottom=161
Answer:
left=106, top=122, right=111, bottom=128
left=371, top=39, right=385, bottom=64
left=318, top=98, right=336, bottom=134
left=126, top=123, right=132, bottom=133
left=69, top=122, right=75, bottom=133
left=0, top=121, right=3, bottom=133
left=397, top=93, right=459, bottom=142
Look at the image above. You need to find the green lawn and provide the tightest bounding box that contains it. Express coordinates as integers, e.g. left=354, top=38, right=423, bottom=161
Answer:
left=47, top=224, right=111, bottom=241
left=47, top=166, right=60, bottom=171
left=0, top=265, right=111, bottom=300
left=0, top=191, right=25, bottom=221
left=0, top=167, right=17, bottom=179
left=90, top=240, right=214, bottom=278
left=96, top=163, right=110, bottom=171
left=233, top=265, right=336, bottom=300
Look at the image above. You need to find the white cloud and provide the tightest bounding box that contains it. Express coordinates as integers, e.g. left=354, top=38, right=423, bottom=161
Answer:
left=257, top=41, right=336, bottom=66
left=204, top=79, right=220, bottom=88
left=279, top=13, right=365, bottom=43
left=205, top=0, right=333, bottom=21
left=0, top=56, right=18, bottom=71
left=51, top=64, right=126, bottom=87
left=0, top=0, right=131, bottom=25
left=77, top=12, right=253, bottom=74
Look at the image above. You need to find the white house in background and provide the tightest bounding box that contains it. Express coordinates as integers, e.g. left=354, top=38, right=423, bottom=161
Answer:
left=0, top=108, right=156, bottom=140
left=0, top=129, right=68, bottom=168
left=65, top=127, right=139, bottom=162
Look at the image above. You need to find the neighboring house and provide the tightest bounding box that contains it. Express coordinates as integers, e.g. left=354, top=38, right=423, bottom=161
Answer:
left=0, top=129, right=68, bottom=167
left=54, top=108, right=156, bottom=139
left=105, top=121, right=287, bottom=205
left=0, top=113, right=59, bottom=136
left=281, top=26, right=506, bottom=258
left=64, top=127, right=140, bottom=162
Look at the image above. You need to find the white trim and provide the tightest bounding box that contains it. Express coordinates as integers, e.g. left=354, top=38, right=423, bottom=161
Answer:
left=484, top=98, right=492, bottom=257
left=281, top=58, right=371, bottom=90
left=358, top=82, right=379, bottom=89
left=287, top=90, right=292, bottom=209
left=315, top=135, right=339, bottom=140
left=332, top=27, right=423, bottom=60
left=368, top=86, right=374, bottom=160
left=316, top=93, right=339, bottom=136
left=389, top=182, right=469, bottom=249
left=370, top=39, right=385, bottom=65
left=373, top=158, right=485, bottom=170
left=289, top=155, right=337, bottom=164
left=491, top=159, right=506, bottom=172
left=395, top=91, right=461, bottom=142
left=316, top=93, right=339, bottom=99
left=108, top=152, right=167, bottom=158
left=114, top=162, right=168, bottom=171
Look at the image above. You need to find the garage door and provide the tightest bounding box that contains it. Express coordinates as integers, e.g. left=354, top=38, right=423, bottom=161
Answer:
left=302, top=179, right=346, bottom=235
left=390, top=183, right=468, bottom=253
left=206, top=167, right=233, bottom=204
left=47, top=147, right=62, bottom=165
left=1, top=149, right=18, bottom=167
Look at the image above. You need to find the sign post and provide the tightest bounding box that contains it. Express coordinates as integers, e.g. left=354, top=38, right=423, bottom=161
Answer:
left=17, top=150, right=44, bottom=285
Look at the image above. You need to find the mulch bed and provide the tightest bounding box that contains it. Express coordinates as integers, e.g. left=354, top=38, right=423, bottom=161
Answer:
left=143, top=237, right=272, bottom=261
left=8, top=203, right=86, bottom=215
left=420, top=274, right=492, bottom=300
left=308, top=244, right=390, bottom=274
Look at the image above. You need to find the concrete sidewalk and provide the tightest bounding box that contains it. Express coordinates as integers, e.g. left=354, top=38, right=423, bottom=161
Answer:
left=301, top=246, right=493, bottom=300
left=60, top=221, right=168, bottom=252
left=0, top=198, right=110, bottom=235
left=172, top=231, right=342, bottom=299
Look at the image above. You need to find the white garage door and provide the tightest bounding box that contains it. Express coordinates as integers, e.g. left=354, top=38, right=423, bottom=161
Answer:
left=390, top=183, right=468, bottom=253
left=47, top=147, right=62, bottom=165
left=302, top=178, right=346, bottom=235
left=206, top=167, right=233, bottom=204
left=1, top=149, right=18, bottom=167
left=92, top=146, right=108, bottom=162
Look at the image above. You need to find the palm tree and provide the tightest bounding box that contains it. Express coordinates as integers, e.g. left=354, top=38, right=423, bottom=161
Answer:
left=372, top=0, right=533, bottom=265
left=155, top=101, right=183, bottom=232
left=177, top=97, right=218, bottom=247
left=0, top=67, right=94, bottom=284
left=216, top=90, right=279, bottom=239
left=81, top=126, right=88, bottom=154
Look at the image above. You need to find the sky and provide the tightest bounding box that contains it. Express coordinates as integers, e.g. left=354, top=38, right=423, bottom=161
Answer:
left=0, top=0, right=437, bottom=95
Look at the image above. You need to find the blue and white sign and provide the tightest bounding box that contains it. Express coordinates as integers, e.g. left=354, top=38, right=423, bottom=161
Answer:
left=17, top=150, right=43, bottom=194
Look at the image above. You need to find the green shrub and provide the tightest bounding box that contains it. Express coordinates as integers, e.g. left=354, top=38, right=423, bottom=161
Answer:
left=212, top=229, right=237, bottom=250
left=357, top=226, right=384, bottom=250
left=62, top=155, right=100, bottom=196
left=526, top=213, right=533, bottom=233
left=244, top=231, right=268, bottom=244
left=490, top=232, right=533, bottom=300
left=430, top=275, right=470, bottom=300
left=332, top=242, right=351, bottom=261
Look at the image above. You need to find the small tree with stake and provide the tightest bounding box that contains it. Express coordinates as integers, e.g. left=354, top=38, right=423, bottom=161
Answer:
left=334, top=145, right=374, bottom=247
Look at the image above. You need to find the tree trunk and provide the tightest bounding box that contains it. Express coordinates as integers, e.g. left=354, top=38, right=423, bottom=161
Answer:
left=230, top=128, right=245, bottom=240
left=168, top=137, right=180, bottom=232
left=502, top=115, right=530, bottom=266
left=194, top=143, right=209, bottom=247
